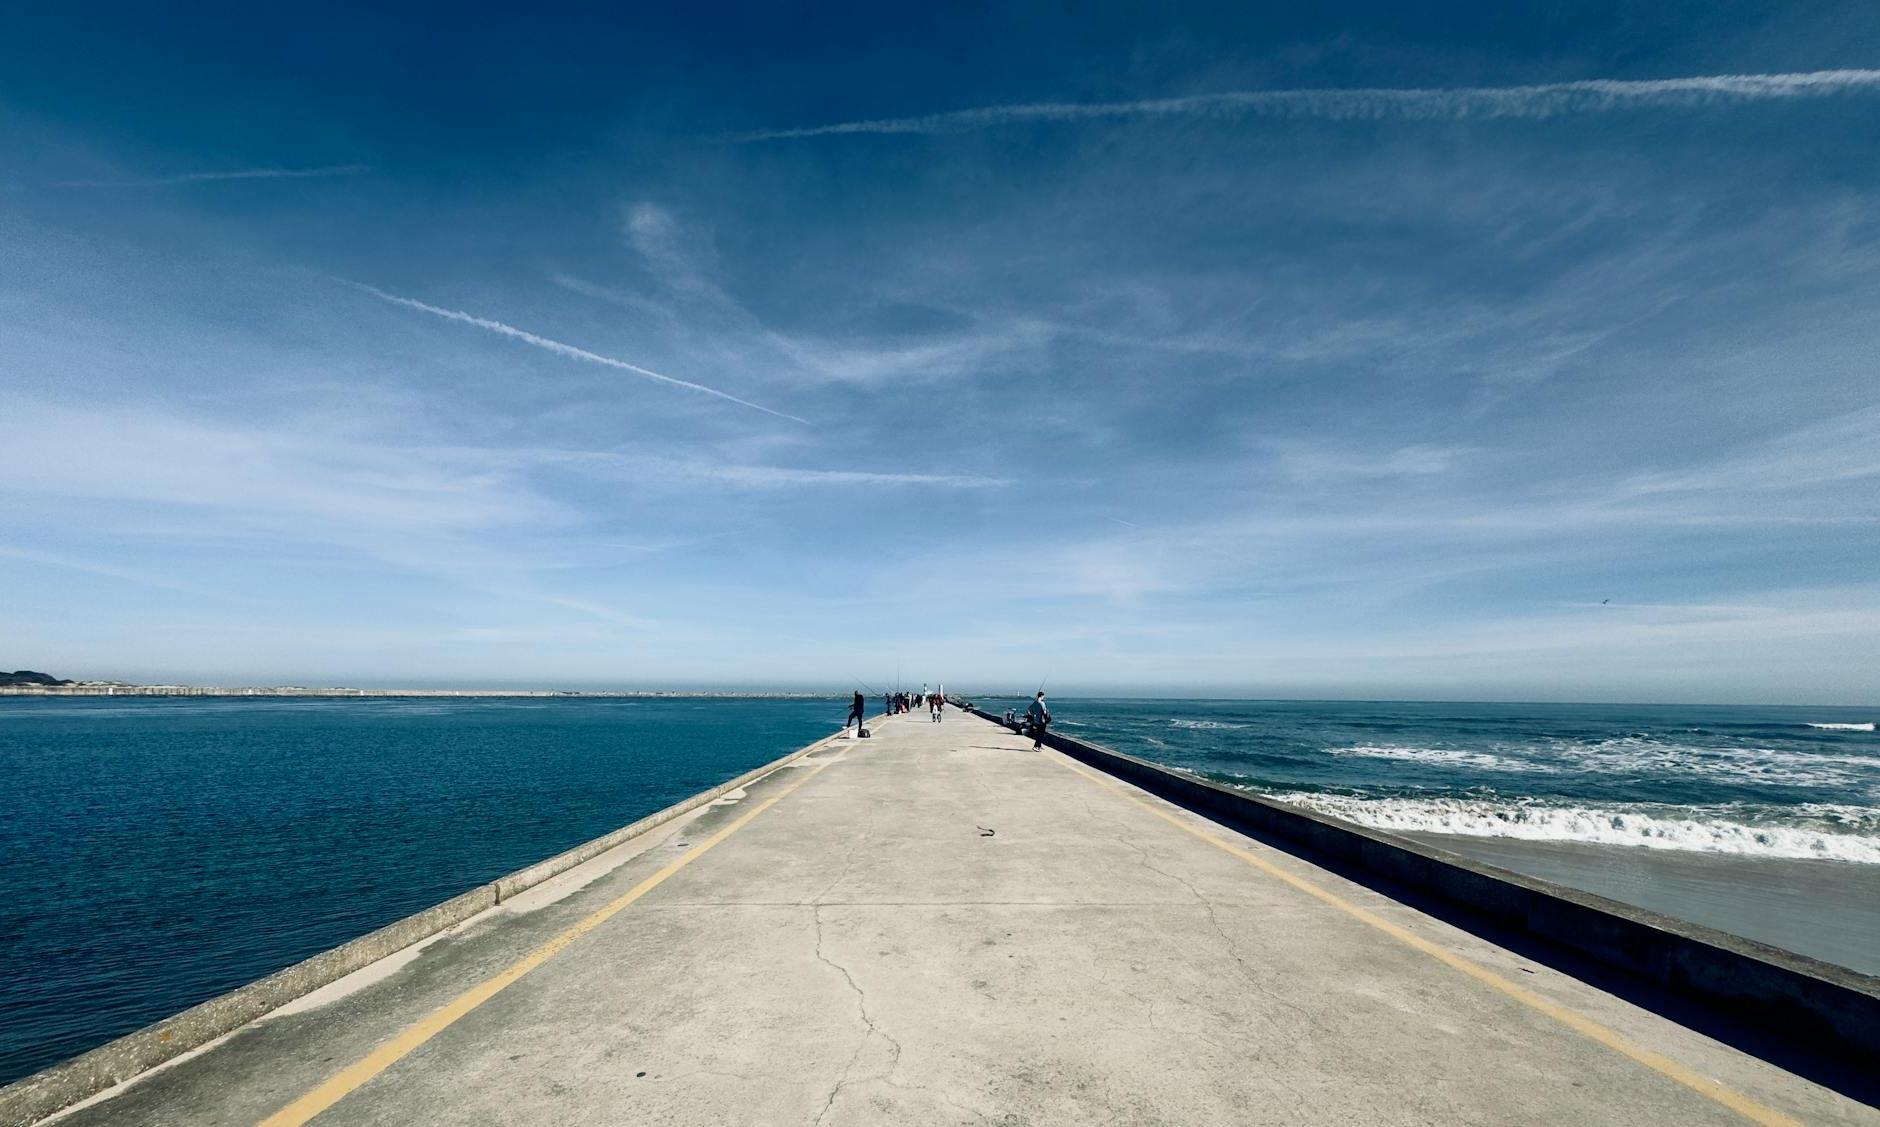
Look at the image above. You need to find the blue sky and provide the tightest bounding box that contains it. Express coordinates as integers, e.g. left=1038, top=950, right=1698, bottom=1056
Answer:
left=3, top=2, right=1878, bottom=702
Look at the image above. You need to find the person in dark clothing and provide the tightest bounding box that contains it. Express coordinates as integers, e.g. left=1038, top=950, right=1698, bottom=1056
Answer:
left=1025, top=692, right=1051, bottom=749
left=845, top=690, right=865, bottom=734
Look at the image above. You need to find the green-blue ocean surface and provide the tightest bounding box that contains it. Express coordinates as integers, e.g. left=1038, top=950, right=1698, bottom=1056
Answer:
left=973, top=695, right=1880, bottom=976
left=971, top=697, right=1880, bottom=863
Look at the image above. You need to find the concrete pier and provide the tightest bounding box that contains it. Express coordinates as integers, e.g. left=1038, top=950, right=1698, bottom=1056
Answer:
left=26, top=708, right=1878, bottom=1125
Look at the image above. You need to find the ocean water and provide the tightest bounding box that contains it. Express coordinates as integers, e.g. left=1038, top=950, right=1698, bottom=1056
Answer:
left=974, top=698, right=1880, bottom=862
left=0, top=695, right=844, bottom=1084
left=975, top=696, right=1880, bottom=971
left=5, top=696, right=1876, bottom=1084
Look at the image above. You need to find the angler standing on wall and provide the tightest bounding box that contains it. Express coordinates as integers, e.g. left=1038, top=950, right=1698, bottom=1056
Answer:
left=1025, top=691, right=1051, bottom=750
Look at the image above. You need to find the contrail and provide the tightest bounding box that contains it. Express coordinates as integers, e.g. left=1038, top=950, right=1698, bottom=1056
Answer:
left=728, top=69, right=1880, bottom=141
left=58, top=164, right=370, bottom=187
left=356, top=286, right=808, bottom=424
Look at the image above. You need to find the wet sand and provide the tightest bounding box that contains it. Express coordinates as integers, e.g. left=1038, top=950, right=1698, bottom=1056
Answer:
left=1404, top=833, right=1880, bottom=977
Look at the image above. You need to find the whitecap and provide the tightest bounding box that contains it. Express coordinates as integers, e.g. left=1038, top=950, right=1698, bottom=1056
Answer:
left=1329, top=745, right=1555, bottom=773
left=1807, top=722, right=1875, bottom=732
left=1539, top=737, right=1877, bottom=789
left=1263, top=793, right=1880, bottom=863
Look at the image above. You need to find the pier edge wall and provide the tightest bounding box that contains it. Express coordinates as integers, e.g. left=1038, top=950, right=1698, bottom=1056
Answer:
left=967, top=705, right=1880, bottom=1065
left=0, top=720, right=870, bottom=1127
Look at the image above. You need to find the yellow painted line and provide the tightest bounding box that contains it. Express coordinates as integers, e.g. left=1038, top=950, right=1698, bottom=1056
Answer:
left=258, top=750, right=845, bottom=1127
left=1049, top=755, right=1802, bottom=1127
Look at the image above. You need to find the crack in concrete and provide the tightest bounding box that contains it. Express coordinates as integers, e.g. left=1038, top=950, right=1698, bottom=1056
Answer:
left=967, top=751, right=1008, bottom=811
left=880, top=1075, right=996, bottom=1124
left=649, top=1065, right=784, bottom=1085
left=811, top=817, right=870, bottom=906
left=1078, top=796, right=1329, bottom=1036
left=810, top=904, right=905, bottom=1125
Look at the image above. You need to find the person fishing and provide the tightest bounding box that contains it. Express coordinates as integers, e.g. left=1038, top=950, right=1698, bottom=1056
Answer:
left=1025, top=691, right=1051, bottom=749
left=844, top=690, right=865, bottom=735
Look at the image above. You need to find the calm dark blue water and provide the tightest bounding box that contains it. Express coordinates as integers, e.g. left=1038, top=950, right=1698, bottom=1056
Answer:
left=975, top=697, right=1880, bottom=861
left=0, top=695, right=843, bottom=1084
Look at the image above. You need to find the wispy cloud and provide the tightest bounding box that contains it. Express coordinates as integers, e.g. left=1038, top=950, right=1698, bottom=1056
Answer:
left=730, top=69, right=1880, bottom=141
left=56, top=164, right=370, bottom=187
left=0, top=399, right=555, bottom=533
left=1266, top=442, right=1471, bottom=482
left=1620, top=404, right=1880, bottom=497
left=0, top=545, right=248, bottom=600
left=535, top=449, right=1006, bottom=489
left=354, top=284, right=809, bottom=424
left=555, top=203, right=1053, bottom=387
left=0, top=399, right=669, bottom=633
left=674, top=463, right=1005, bottom=488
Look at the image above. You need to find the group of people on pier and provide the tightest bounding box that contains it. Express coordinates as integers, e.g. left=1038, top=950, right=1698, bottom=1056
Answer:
left=843, top=686, right=947, bottom=734
left=844, top=686, right=1052, bottom=748
left=886, top=688, right=947, bottom=722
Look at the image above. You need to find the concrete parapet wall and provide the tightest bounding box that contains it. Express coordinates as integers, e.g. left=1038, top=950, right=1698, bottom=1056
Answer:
left=0, top=722, right=866, bottom=1127
left=966, top=706, right=1880, bottom=1065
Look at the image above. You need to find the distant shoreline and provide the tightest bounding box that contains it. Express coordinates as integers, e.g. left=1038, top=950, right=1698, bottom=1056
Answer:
left=0, top=685, right=834, bottom=698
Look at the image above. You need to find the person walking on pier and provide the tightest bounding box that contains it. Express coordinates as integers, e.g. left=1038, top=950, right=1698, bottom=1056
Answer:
left=845, top=690, right=865, bottom=735
left=930, top=692, right=943, bottom=722
left=1026, top=691, right=1051, bottom=749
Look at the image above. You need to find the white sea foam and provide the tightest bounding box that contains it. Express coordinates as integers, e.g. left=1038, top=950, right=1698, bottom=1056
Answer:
left=1546, top=737, right=1877, bottom=789
left=1168, top=718, right=1249, bottom=730
left=1808, top=722, right=1875, bottom=731
left=1330, top=745, right=1556, bottom=773
left=1325, top=739, right=1877, bottom=789
left=1266, top=793, right=1880, bottom=863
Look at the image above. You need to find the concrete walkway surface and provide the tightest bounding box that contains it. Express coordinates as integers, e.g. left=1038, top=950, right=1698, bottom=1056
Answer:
left=46, top=708, right=1878, bottom=1125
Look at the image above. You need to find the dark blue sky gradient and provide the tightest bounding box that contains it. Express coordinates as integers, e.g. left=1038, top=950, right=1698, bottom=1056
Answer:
left=2, top=2, right=1878, bottom=701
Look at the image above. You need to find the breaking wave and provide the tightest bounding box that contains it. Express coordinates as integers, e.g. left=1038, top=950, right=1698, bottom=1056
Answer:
left=1808, top=722, right=1875, bottom=731
left=1266, top=793, right=1880, bottom=863
left=1330, top=745, right=1555, bottom=773
left=1324, top=738, right=1876, bottom=791
left=1168, top=718, right=1250, bottom=730
left=1553, top=737, right=1876, bottom=789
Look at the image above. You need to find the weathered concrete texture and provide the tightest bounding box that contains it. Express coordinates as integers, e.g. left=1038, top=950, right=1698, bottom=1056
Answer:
left=41, top=711, right=1880, bottom=1125
left=981, top=708, right=1880, bottom=1065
